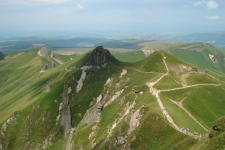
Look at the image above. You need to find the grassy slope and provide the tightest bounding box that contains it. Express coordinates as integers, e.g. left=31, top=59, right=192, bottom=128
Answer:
left=55, top=53, right=77, bottom=63
left=166, top=43, right=225, bottom=73
left=161, top=86, right=225, bottom=128
left=1, top=47, right=225, bottom=149
left=0, top=49, right=91, bottom=149
left=110, top=50, right=146, bottom=62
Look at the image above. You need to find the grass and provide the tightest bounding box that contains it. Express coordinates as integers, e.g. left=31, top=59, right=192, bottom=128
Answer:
left=160, top=95, right=206, bottom=134
left=55, top=53, right=77, bottom=63
left=110, top=50, right=146, bottom=62
left=1, top=45, right=225, bottom=149
left=183, top=86, right=225, bottom=128
left=129, top=112, right=197, bottom=150
left=70, top=67, right=118, bottom=127
left=167, top=43, right=225, bottom=73
left=154, top=75, right=182, bottom=90
left=161, top=85, right=225, bottom=128
left=134, top=51, right=167, bottom=73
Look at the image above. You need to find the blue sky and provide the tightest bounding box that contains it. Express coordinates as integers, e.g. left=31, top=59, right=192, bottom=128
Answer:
left=0, top=0, right=224, bottom=37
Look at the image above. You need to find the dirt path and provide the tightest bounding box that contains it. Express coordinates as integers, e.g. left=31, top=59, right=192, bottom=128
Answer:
left=147, top=53, right=181, bottom=131
left=146, top=53, right=213, bottom=137
left=170, top=99, right=208, bottom=132
left=160, top=83, right=220, bottom=92
left=51, top=57, right=63, bottom=65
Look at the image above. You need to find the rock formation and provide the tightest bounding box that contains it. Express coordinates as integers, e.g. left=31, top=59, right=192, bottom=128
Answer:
left=85, top=46, right=114, bottom=68
left=60, top=75, right=77, bottom=138
left=38, top=47, right=48, bottom=58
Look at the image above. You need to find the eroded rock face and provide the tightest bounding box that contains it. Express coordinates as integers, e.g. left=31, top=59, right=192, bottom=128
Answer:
left=60, top=75, right=77, bottom=138
left=38, top=47, right=48, bottom=58
left=85, top=46, right=113, bottom=67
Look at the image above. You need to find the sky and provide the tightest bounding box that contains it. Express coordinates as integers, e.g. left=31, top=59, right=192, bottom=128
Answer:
left=0, top=0, right=224, bottom=37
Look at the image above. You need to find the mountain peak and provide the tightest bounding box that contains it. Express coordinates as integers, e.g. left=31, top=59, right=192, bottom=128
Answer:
left=85, top=46, right=114, bottom=67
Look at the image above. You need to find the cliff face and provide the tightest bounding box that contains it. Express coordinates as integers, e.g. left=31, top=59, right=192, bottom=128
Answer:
left=85, top=46, right=113, bottom=67
left=60, top=75, right=77, bottom=138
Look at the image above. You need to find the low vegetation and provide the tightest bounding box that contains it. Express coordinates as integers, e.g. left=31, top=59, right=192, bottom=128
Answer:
left=0, top=43, right=225, bottom=150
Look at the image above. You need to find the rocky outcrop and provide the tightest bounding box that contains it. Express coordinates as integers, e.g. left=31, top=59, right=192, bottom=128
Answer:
left=85, top=46, right=113, bottom=68
left=80, top=95, right=103, bottom=125
left=128, top=109, right=142, bottom=134
left=38, top=47, right=48, bottom=58
left=51, top=51, right=55, bottom=58
left=60, top=75, right=77, bottom=138
left=1, top=116, right=16, bottom=132
left=209, top=54, right=219, bottom=64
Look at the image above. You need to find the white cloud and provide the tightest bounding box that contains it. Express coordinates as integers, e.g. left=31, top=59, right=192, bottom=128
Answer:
left=0, top=0, right=69, bottom=5
left=206, top=0, right=218, bottom=9
left=205, top=15, right=220, bottom=20
left=193, top=1, right=204, bottom=6
left=76, top=3, right=85, bottom=9
left=192, top=0, right=218, bottom=9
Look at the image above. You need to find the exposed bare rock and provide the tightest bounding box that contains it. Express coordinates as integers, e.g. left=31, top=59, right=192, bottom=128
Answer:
left=104, top=89, right=124, bottom=107
left=61, top=106, right=71, bottom=137
left=38, top=47, right=48, bottom=58
left=40, top=134, right=53, bottom=150
left=76, top=68, right=88, bottom=93
left=131, top=135, right=136, bottom=141
left=117, top=136, right=126, bottom=146
left=209, top=54, right=219, bottom=64
left=1, top=115, right=16, bottom=132
left=85, top=46, right=114, bottom=68
left=60, top=75, right=77, bottom=138
left=97, top=95, right=102, bottom=102
left=68, top=87, right=72, bottom=94
left=80, top=101, right=102, bottom=125
left=104, top=78, right=112, bottom=87
left=46, top=85, right=50, bottom=93
left=120, top=69, right=127, bottom=78
left=88, top=131, right=95, bottom=139
left=142, top=49, right=156, bottom=56
left=51, top=51, right=55, bottom=58
left=52, top=62, right=56, bottom=68
left=65, top=128, right=76, bottom=150
left=128, top=109, right=142, bottom=134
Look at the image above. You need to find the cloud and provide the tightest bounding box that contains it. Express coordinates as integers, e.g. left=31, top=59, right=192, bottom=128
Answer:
left=192, top=0, right=218, bottom=9
left=206, top=0, right=218, bottom=9
left=0, top=0, right=69, bottom=5
left=205, top=15, right=220, bottom=20
left=76, top=3, right=85, bottom=9
left=193, top=1, right=204, bottom=6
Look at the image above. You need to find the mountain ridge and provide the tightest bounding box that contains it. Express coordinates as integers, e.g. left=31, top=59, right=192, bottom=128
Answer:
left=0, top=45, right=225, bottom=149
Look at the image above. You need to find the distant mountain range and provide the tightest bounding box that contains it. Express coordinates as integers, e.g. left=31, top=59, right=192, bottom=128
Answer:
left=0, top=31, right=224, bottom=54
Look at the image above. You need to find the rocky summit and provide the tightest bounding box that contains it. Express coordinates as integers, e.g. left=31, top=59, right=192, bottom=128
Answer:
left=85, top=46, right=114, bottom=67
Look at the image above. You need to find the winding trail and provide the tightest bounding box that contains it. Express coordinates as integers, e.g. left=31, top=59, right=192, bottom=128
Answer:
left=50, top=55, right=63, bottom=65
left=147, top=53, right=180, bottom=131
left=160, top=83, right=220, bottom=92
left=146, top=52, right=219, bottom=137
left=170, top=99, right=208, bottom=132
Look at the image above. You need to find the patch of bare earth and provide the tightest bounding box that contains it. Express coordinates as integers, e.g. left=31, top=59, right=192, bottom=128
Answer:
left=170, top=64, right=192, bottom=86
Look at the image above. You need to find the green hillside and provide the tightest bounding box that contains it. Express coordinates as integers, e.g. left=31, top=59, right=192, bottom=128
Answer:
left=0, top=45, right=225, bottom=149
left=165, top=43, right=225, bottom=73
